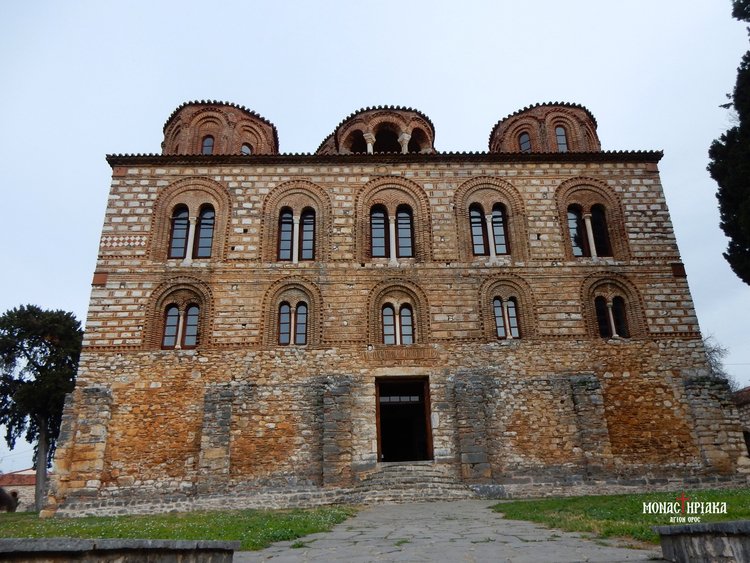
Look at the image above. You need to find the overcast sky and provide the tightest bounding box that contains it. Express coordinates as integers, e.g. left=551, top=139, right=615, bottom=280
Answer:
left=0, top=1, right=748, bottom=472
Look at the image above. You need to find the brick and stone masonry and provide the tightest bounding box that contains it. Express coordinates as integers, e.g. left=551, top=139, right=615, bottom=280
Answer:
left=46, top=101, right=750, bottom=515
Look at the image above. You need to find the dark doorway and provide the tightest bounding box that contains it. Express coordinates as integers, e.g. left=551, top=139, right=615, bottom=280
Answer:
left=376, top=378, right=433, bottom=462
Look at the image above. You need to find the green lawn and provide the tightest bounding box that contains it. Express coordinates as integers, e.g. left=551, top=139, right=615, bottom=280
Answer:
left=493, top=487, right=750, bottom=544
left=0, top=506, right=356, bottom=551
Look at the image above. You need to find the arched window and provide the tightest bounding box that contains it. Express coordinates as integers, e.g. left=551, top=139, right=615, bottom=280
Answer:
left=168, top=205, right=190, bottom=259
left=400, top=304, right=414, bottom=344
left=491, top=204, right=509, bottom=255
left=241, top=143, right=253, bottom=155
left=278, top=302, right=292, bottom=345
left=591, top=204, right=612, bottom=257
left=193, top=205, right=215, bottom=259
left=595, top=295, right=629, bottom=338
left=161, top=303, right=200, bottom=349
left=396, top=205, right=414, bottom=258
left=469, top=203, right=488, bottom=256
left=371, top=205, right=389, bottom=258
left=277, top=208, right=293, bottom=261
left=567, top=204, right=588, bottom=257
left=299, top=208, right=316, bottom=261
left=201, top=135, right=214, bottom=155
left=555, top=126, right=569, bottom=152
left=373, top=125, right=401, bottom=153
left=493, top=297, right=520, bottom=339
left=295, top=302, right=308, bottom=345
left=519, top=132, right=531, bottom=153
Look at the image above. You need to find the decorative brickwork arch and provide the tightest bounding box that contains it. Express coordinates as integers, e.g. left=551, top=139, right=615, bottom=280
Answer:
left=260, top=180, right=332, bottom=262
left=367, top=279, right=430, bottom=346
left=150, top=177, right=231, bottom=261
left=499, top=117, right=543, bottom=153
left=454, top=177, right=528, bottom=262
left=581, top=273, right=646, bottom=339
left=145, top=276, right=214, bottom=349
left=479, top=275, right=537, bottom=340
left=261, top=277, right=322, bottom=348
left=544, top=109, right=596, bottom=152
left=556, top=177, right=629, bottom=261
left=355, top=177, right=432, bottom=263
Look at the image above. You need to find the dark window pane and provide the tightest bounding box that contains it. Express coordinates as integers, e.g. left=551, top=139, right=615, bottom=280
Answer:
left=371, top=207, right=388, bottom=258
left=595, top=296, right=611, bottom=338
left=278, top=209, right=293, bottom=261
left=567, top=205, right=588, bottom=257
left=556, top=126, right=568, bottom=152
left=519, top=132, right=531, bottom=153
left=400, top=305, right=414, bottom=345
left=612, top=296, right=629, bottom=338
left=169, top=206, right=189, bottom=259
left=279, top=303, right=291, bottom=345
left=183, top=305, right=200, bottom=348
left=162, top=305, right=179, bottom=348
left=241, top=143, right=252, bottom=155
left=295, top=303, right=308, bottom=345
left=493, top=297, right=506, bottom=338
left=507, top=297, right=520, bottom=338
left=591, top=205, right=612, bottom=257
left=397, top=205, right=413, bottom=258
left=202, top=135, right=214, bottom=155
left=382, top=304, right=396, bottom=345
left=194, top=206, right=215, bottom=258
left=492, top=204, right=509, bottom=255
left=470, top=204, right=487, bottom=255
left=300, top=209, right=315, bottom=260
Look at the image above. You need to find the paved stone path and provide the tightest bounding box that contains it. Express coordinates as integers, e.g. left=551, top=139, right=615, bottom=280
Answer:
left=234, top=500, right=664, bottom=562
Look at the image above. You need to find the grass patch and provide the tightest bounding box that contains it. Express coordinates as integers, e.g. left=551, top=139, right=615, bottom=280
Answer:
left=0, top=506, right=355, bottom=551
left=493, top=487, right=750, bottom=544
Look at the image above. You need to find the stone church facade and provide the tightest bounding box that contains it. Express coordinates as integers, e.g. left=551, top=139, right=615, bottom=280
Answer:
left=48, top=101, right=748, bottom=514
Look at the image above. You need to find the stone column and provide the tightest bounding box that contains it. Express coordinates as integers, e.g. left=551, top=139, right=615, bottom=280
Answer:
left=291, top=215, right=300, bottom=264
left=398, top=132, right=411, bottom=154
left=582, top=213, right=597, bottom=258
left=388, top=216, right=398, bottom=265
left=363, top=133, right=375, bottom=155
left=484, top=215, right=497, bottom=261
left=181, top=217, right=197, bottom=266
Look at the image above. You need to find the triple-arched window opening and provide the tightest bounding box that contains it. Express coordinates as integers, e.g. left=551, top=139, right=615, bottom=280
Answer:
left=277, top=207, right=316, bottom=261
left=370, top=204, right=414, bottom=259
left=469, top=203, right=510, bottom=257
left=566, top=204, right=611, bottom=258
left=168, top=204, right=216, bottom=260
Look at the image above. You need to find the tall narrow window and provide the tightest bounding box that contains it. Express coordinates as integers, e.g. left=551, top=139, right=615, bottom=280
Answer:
left=493, top=297, right=506, bottom=338
left=491, top=204, right=509, bottom=255
left=382, top=304, right=396, bottom=345
left=612, top=296, right=629, bottom=338
left=519, top=132, right=531, bottom=153
left=278, top=302, right=291, bottom=345
left=169, top=205, right=189, bottom=259
left=241, top=143, right=253, bottom=155
left=469, top=204, right=488, bottom=255
left=194, top=205, right=215, bottom=258
left=567, top=205, right=588, bottom=257
left=299, top=208, right=316, bottom=260
left=162, top=305, right=180, bottom=348
left=591, top=205, right=612, bottom=257
left=595, top=296, right=611, bottom=338
left=182, top=305, right=200, bottom=348
left=507, top=298, right=520, bottom=338
left=201, top=135, right=214, bottom=155
left=295, top=302, right=308, bottom=345
left=555, top=126, right=569, bottom=152
left=278, top=208, right=293, bottom=261
left=400, top=305, right=414, bottom=344
left=371, top=205, right=388, bottom=258
left=396, top=205, right=414, bottom=258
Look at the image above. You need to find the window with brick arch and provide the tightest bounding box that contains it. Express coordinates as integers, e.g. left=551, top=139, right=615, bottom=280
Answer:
left=567, top=204, right=589, bottom=257
left=277, top=208, right=294, bottom=261
left=567, top=202, right=613, bottom=259
left=279, top=301, right=309, bottom=346
left=193, top=205, right=215, bottom=258
left=590, top=204, right=612, bottom=257
left=161, top=303, right=201, bottom=349
left=299, top=208, right=316, bottom=261
left=201, top=135, right=214, bottom=155
left=370, top=205, right=389, bottom=258
left=519, top=132, right=532, bottom=153
left=469, top=203, right=488, bottom=255
left=241, top=143, right=253, bottom=155
left=595, top=295, right=629, bottom=339
left=555, top=126, right=569, bottom=152
left=382, top=303, right=415, bottom=345
left=396, top=205, right=414, bottom=258
left=493, top=297, right=520, bottom=339
left=491, top=203, right=510, bottom=255
left=168, top=205, right=190, bottom=259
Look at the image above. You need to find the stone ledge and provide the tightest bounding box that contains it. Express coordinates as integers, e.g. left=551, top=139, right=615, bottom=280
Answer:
left=653, top=521, right=750, bottom=563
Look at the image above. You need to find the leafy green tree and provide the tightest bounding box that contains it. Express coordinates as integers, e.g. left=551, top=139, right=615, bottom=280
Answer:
left=708, top=1, right=750, bottom=285
left=0, top=305, right=82, bottom=511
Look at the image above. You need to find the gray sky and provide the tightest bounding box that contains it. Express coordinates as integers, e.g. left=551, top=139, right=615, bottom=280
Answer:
left=0, top=1, right=748, bottom=472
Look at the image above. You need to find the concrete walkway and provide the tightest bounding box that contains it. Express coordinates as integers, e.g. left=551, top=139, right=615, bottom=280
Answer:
left=234, top=500, right=664, bottom=562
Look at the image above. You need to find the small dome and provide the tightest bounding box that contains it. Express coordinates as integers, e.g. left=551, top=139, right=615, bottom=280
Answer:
left=316, top=105, right=436, bottom=155
left=162, top=100, right=279, bottom=155
left=488, top=103, right=600, bottom=153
